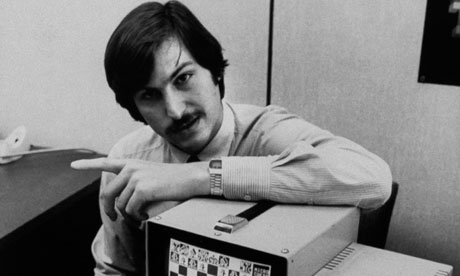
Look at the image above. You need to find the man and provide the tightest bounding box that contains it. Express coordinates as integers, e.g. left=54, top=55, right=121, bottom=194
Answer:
left=71, top=1, right=392, bottom=275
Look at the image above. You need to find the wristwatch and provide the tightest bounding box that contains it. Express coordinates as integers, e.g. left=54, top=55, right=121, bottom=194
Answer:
left=209, top=159, right=223, bottom=196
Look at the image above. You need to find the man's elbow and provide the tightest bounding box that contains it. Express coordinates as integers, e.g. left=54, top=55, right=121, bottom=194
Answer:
left=360, top=163, right=393, bottom=210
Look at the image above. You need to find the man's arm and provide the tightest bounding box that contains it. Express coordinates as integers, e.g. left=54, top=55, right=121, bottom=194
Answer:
left=220, top=105, right=392, bottom=209
left=73, top=105, right=392, bottom=219
left=71, top=158, right=210, bottom=221
left=221, top=138, right=391, bottom=209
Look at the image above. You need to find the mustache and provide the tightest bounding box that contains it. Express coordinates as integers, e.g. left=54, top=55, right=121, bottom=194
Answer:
left=166, top=113, right=199, bottom=134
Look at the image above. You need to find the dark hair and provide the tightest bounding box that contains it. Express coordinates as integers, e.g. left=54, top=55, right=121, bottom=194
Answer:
left=104, top=1, right=229, bottom=122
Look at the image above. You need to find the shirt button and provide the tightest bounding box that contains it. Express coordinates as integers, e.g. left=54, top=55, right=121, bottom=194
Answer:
left=244, top=195, right=251, bottom=201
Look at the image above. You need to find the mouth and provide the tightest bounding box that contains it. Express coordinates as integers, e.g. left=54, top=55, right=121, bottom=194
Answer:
left=168, top=115, right=200, bottom=134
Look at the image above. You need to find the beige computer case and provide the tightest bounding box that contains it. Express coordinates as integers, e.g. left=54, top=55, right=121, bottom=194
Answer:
left=147, top=198, right=359, bottom=276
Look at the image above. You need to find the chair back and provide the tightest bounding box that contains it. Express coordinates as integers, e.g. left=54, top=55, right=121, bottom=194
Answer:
left=357, top=182, right=399, bottom=248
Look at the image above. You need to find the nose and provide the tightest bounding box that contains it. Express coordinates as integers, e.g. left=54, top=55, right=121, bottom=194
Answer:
left=164, top=89, right=185, bottom=120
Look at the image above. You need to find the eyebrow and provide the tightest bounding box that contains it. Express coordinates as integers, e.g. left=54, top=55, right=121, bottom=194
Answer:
left=170, top=61, right=194, bottom=81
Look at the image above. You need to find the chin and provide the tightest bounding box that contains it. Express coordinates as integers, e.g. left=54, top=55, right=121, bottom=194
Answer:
left=172, top=137, right=205, bottom=154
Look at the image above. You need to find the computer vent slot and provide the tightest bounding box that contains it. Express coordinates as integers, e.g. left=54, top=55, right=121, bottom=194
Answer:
left=434, top=269, right=451, bottom=276
left=323, top=244, right=356, bottom=271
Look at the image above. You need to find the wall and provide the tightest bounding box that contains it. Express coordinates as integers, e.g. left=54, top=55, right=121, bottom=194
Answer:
left=272, top=0, right=460, bottom=273
left=0, top=0, right=269, bottom=154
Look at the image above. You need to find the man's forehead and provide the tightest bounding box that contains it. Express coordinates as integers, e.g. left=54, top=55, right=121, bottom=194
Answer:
left=154, top=38, right=194, bottom=70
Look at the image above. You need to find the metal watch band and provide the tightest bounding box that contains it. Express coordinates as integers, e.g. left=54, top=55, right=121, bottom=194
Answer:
left=209, top=159, right=223, bottom=196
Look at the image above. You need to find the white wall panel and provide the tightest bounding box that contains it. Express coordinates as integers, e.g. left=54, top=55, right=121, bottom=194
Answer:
left=272, top=0, right=460, bottom=272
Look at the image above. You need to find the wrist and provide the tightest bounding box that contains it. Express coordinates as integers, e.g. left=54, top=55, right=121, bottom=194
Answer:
left=186, top=161, right=212, bottom=197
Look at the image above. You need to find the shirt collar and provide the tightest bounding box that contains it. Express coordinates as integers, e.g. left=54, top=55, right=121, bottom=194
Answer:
left=168, top=101, right=235, bottom=162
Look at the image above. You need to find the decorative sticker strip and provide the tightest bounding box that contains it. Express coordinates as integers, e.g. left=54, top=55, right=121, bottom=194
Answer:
left=168, top=238, right=271, bottom=276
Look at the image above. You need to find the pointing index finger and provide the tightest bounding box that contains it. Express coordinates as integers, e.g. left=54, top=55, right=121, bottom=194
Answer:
left=70, top=157, right=127, bottom=174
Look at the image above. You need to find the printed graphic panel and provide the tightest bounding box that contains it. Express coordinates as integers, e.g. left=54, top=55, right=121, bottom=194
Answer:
left=168, top=238, right=271, bottom=276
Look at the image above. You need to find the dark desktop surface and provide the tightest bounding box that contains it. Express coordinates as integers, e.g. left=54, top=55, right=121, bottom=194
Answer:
left=0, top=149, right=104, bottom=276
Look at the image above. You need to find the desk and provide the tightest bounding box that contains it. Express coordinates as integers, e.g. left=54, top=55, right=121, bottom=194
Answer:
left=0, top=149, right=104, bottom=276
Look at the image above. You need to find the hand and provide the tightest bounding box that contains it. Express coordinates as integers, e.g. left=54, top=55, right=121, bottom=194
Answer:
left=71, top=158, right=209, bottom=221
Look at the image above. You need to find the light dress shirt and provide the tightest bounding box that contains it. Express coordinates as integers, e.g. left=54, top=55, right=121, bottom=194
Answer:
left=92, top=101, right=392, bottom=276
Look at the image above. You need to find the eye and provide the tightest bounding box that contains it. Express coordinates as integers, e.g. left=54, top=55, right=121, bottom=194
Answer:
left=136, top=89, right=161, bottom=102
left=175, top=73, right=192, bottom=86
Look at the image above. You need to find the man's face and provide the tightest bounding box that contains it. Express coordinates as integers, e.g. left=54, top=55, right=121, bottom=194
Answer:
left=133, top=37, right=223, bottom=154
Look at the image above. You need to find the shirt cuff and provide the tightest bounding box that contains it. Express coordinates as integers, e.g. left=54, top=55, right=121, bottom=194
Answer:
left=221, top=156, right=272, bottom=201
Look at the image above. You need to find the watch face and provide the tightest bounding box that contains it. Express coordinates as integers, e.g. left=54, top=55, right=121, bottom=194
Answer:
left=210, top=159, right=222, bottom=169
